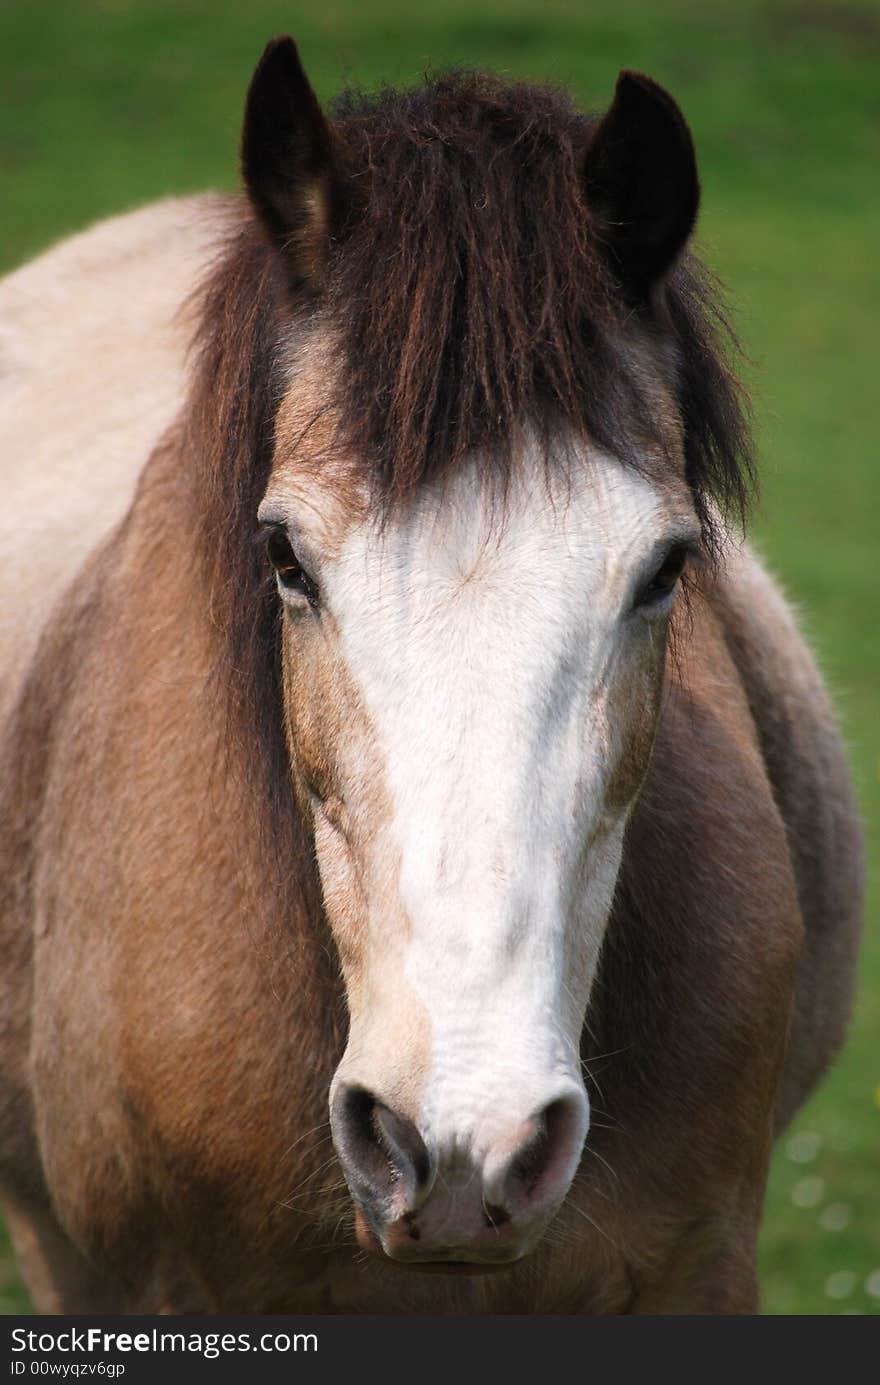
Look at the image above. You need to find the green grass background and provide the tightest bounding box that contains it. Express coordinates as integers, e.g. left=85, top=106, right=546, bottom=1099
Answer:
left=1, top=0, right=877, bottom=1315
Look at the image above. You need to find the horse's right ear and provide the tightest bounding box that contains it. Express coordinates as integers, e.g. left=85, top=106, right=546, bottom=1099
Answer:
left=242, top=37, right=338, bottom=287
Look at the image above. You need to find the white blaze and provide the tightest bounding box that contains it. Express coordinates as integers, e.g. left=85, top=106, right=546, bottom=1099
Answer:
left=320, top=445, right=680, bottom=1158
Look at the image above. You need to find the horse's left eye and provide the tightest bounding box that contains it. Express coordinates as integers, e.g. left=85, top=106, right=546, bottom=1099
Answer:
left=266, top=529, right=319, bottom=607
left=636, top=544, right=689, bottom=609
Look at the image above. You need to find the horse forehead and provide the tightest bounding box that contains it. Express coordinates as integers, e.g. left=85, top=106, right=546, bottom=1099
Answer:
left=266, top=339, right=692, bottom=565
left=327, top=452, right=679, bottom=616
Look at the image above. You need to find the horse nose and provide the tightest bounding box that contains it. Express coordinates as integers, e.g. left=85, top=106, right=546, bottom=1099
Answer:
left=331, top=1079, right=588, bottom=1263
left=330, top=1083, right=435, bottom=1216
left=482, top=1091, right=589, bottom=1224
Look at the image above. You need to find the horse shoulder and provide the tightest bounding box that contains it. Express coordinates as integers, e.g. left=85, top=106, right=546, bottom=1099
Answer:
left=0, top=197, right=230, bottom=1256
left=0, top=446, right=341, bottom=1296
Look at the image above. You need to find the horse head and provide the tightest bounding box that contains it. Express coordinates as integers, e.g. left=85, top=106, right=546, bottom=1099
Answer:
left=232, top=39, right=744, bottom=1266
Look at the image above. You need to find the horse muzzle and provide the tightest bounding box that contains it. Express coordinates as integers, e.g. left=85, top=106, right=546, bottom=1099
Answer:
left=329, top=1080, right=589, bottom=1266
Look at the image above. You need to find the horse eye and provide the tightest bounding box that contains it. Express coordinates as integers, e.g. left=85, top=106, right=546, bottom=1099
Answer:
left=636, top=544, right=689, bottom=609
left=265, top=528, right=319, bottom=607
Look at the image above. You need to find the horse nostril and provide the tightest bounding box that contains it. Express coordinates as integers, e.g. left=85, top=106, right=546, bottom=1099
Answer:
left=494, top=1093, right=588, bottom=1217
left=330, top=1084, right=434, bottom=1215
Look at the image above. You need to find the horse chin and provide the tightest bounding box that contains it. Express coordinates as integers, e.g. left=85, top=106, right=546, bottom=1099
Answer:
left=389, top=1263, right=517, bottom=1277
left=352, top=1206, right=528, bottom=1274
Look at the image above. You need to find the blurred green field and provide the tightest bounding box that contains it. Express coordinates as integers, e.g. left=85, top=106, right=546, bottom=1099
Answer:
left=1, top=0, right=877, bottom=1316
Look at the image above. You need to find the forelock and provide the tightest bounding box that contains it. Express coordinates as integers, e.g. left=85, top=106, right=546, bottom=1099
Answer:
left=310, top=70, right=753, bottom=540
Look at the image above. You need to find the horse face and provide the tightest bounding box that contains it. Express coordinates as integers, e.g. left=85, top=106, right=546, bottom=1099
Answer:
left=260, top=407, right=699, bottom=1266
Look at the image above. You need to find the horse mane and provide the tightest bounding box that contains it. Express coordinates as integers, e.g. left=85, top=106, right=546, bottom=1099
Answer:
left=183, top=70, right=753, bottom=822
left=325, top=73, right=752, bottom=526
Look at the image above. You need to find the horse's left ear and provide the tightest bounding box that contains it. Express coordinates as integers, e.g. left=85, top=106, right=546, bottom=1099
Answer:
left=241, top=37, right=339, bottom=287
left=583, top=71, right=699, bottom=297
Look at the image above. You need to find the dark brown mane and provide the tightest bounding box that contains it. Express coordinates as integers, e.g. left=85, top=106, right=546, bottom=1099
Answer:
left=185, top=70, right=753, bottom=818
left=325, top=73, right=752, bottom=527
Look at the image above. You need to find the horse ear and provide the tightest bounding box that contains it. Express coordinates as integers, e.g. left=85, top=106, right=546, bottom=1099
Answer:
left=242, top=37, right=337, bottom=286
left=583, top=71, right=699, bottom=297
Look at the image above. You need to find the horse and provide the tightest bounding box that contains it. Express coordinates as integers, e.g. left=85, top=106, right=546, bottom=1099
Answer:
left=0, top=38, right=863, bottom=1315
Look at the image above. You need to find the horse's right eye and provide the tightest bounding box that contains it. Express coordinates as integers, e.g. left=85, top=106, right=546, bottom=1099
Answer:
left=266, top=529, right=319, bottom=607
